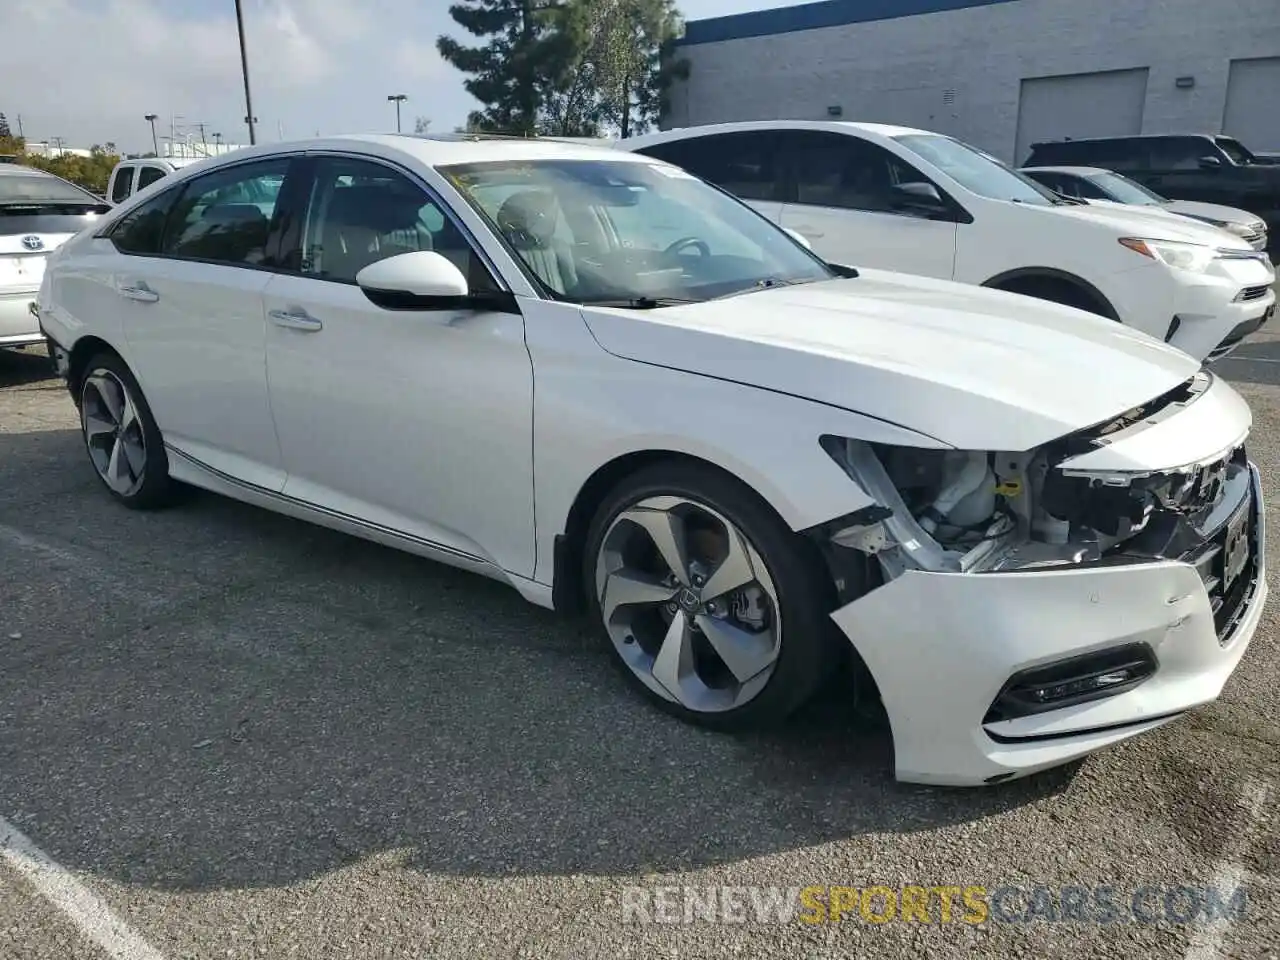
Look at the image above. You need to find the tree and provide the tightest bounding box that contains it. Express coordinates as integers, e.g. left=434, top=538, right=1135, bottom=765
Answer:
left=413, top=116, right=432, bottom=135
left=0, top=113, right=11, bottom=139
left=585, top=0, right=685, bottom=137
left=438, top=1, right=574, bottom=135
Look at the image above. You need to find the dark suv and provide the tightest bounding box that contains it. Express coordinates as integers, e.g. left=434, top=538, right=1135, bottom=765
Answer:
left=1024, top=135, right=1280, bottom=255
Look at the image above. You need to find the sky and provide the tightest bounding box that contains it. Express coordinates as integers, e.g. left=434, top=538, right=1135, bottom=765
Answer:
left=4, top=0, right=808, bottom=153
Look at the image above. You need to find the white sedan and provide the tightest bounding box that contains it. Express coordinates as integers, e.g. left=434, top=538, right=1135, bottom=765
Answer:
left=35, top=134, right=1266, bottom=786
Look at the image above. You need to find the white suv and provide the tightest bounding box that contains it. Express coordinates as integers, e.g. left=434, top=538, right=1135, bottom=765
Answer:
left=618, top=121, right=1276, bottom=362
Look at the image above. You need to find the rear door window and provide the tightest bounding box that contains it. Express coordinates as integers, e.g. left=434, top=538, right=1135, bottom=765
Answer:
left=136, top=166, right=168, bottom=191
left=163, top=159, right=290, bottom=267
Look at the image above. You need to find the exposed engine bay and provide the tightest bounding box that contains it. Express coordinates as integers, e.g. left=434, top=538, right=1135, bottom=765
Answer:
left=820, top=372, right=1254, bottom=589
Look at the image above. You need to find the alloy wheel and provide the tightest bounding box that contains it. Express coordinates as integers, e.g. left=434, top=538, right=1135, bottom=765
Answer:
left=81, top=370, right=148, bottom=498
left=594, top=495, right=782, bottom=713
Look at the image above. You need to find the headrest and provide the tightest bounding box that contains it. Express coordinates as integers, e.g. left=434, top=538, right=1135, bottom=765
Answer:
left=202, top=203, right=266, bottom=225
left=495, top=190, right=560, bottom=244
left=326, top=185, right=422, bottom=233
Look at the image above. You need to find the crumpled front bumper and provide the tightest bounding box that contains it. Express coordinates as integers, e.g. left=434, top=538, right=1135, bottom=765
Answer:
left=830, top=462, right=1267, bottom=787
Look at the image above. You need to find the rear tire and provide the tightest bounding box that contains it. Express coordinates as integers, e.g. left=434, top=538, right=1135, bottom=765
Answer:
left=583, top=461, right=840, bottom=731
left=78, top=352, right=175, bottom=510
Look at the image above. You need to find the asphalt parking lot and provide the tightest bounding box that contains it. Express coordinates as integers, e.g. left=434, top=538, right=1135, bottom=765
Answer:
left=1, top=319, right=1279, bottom=959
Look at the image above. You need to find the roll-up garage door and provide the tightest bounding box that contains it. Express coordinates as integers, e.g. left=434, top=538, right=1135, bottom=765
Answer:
left=1014, top=68, right=1149, bottom=166
left=1223, top=57, right=1280, bottom=153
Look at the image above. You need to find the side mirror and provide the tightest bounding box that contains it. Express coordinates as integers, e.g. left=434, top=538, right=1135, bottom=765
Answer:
left=355, top=251, right=469, bottom=309
left=1197, top=155, right=1222, bottom=170
left=783, top=227, right=812, bottom=249
left=891, top=181, right=947, bottom=214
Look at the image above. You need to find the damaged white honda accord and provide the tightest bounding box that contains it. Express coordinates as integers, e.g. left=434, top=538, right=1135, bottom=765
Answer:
left=35, top=134, right=1265, bottom=785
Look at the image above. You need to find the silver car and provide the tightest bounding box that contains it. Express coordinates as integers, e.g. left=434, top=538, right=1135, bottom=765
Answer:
left=1020, top=165, right=1269, bottom=252
left=1, top=165, right=108, bottom=349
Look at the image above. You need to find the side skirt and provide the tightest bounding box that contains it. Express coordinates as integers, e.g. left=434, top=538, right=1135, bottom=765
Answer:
left=164, top=443, right=555, bottom=608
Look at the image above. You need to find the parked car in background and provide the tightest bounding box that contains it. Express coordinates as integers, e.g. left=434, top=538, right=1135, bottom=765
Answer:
left=34, top=133, right=1267, bottom=786
left=618, top=121, right=1275, bottom=362
left=1020, top=165, right=1269, bottom=253
left=105, top=157, right=202, bottom=205
left=1023, top=134, right=1280, bottom=257
left=1, top=164, right=108, bottom=349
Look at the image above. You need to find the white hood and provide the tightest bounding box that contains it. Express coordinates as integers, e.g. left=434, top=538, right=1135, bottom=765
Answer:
left=1049, top=201, right=1253, bottom=248
left=581, top=270, right=1201, bottom=452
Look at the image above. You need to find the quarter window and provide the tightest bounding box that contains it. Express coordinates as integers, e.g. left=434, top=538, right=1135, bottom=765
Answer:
left=110, top=167, right=134, bottom=204
left=108, top=188, right=179, bottom=255
left=163, top=160, right=288, bottom=266
left=300, top=157, right=497, bottom=290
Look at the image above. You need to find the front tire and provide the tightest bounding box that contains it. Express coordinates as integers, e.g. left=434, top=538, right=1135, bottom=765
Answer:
left=583, top=462, right=839, bottom=731
left=78, top=353, right=174, bottom=509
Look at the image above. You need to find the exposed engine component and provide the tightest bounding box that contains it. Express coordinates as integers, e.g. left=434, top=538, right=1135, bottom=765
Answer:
left=876, top=447, right=1011, bottom=548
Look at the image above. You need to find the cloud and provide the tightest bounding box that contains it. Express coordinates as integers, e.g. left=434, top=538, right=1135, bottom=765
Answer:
left=4, top=0, right=799, bottom=152
left=6, top=0, right=465, bottom=151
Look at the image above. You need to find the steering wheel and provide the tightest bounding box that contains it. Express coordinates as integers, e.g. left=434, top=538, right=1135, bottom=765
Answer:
left=664, top=236, right=710, bottom=258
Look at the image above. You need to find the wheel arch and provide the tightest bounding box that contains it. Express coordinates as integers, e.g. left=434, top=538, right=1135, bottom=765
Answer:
left=66, top=334, right=127, bottom=403
left=981, top=267, right=1120, bottom=321
left=552, top=449, right=778, bottom=615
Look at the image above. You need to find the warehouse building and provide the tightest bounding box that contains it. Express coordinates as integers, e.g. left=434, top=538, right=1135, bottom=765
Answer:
left=663, top=0, right=1280, bottom=163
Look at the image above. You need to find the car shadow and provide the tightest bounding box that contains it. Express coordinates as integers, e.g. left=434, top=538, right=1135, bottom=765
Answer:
left=0, top=345, right=56, bottom=388
left=0, top=427, right=1079, bottom=894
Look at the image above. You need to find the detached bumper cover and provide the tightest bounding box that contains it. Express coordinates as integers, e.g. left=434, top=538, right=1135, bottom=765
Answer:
left=831, top=463, right=1266, bottom=786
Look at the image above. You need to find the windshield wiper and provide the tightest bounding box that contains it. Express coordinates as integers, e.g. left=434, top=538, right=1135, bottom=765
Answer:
left=582, top=296, right=698, bottom=309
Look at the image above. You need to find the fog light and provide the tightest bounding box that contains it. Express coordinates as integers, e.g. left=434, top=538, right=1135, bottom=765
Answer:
left=984, top=643, right=1157, bottom=723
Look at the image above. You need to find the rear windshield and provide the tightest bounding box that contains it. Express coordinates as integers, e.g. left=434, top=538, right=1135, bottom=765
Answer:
left=0, top=172, right=104, bottom=206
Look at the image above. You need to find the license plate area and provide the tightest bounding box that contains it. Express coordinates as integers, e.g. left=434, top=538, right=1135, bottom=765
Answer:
left=1205, top=490, right=1257, bottom=644
left=1222, top=505, right=1250, bottom=593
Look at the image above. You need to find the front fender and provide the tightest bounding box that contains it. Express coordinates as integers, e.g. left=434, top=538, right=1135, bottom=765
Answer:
left=532, top=346, right=951, bottom=585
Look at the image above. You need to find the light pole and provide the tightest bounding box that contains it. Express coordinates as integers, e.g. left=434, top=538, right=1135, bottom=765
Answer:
left=387, top=94, right=407, bottom=133
left=144, top=114, right=159, bottom=156
left=233, top=0, right=257, bottom=144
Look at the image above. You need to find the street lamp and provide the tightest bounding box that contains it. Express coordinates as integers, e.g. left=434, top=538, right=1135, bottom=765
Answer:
left=387, top=94, right=407, bottom=133
left=233, top=0, right=257, bottom=144
left=144, top=114, right=159, bottom=156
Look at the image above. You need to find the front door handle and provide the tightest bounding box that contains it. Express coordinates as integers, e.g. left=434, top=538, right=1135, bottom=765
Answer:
left=268, top=308, right=323, bottom=332
left=793, top=226, right=825, bottom=237
left=118, top=281, right=159, bottom=303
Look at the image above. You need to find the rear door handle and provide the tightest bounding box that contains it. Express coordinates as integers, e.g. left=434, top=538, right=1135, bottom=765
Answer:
left=118, top=281, right=159, bottom=303
left=268, top=308, right=323, bottom=332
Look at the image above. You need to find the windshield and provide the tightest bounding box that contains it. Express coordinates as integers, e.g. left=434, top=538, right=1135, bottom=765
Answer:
left=440, top=158, right=834, bottom=305
left=893, top=134, right=1057, bottom=205
left=0, top=171, right=103, bottom=206
left=1214, top=137, right=1255, bottom=165
left=1089, top=170, right=1166, bottom=205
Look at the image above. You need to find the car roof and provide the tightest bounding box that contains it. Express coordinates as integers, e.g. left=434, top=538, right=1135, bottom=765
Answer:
left=1020, top=165, right=1113, bottom=176
left=0, top=164, right=58, bottom=177
left=620, top=119, right=931, bottom=146
left=1031, top=133, right=1216, bottom=147
left=170, top=133, right=658, bottom=170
